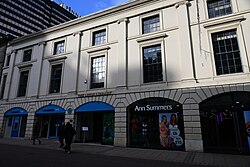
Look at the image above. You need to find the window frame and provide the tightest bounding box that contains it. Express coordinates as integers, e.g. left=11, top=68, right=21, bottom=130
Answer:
left=17, top=69, right=30, bottom=97
left=90, top=56, right=106, bottom=89
left=141, top=43, right=164, bottom=84
left=53, top=40, right=66, bottom=55
left=206, top=0, right=233, bottom=19
left=211, top=29, right=243, bottom=76
left=206, top=21, right=247, bottom=77
left=140, top=12, right=162, bottom=35
left=91, top=29, right=107, bottom=46
left=5, top=54, right=11, bottom=67
left=139, top=38, right=166, bottom=84
left=0, top=74, right=7, bottom=99
left=87, top=49, right=108, bottom=90
left=48, top=63, right=64, bottom=94
left=22, top=49, right=32, bottom=62
left=142, top=15, right=161, bottom=34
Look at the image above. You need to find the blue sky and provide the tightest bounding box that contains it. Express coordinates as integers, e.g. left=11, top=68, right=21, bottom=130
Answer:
left=54, top=0, right=129, bottom=16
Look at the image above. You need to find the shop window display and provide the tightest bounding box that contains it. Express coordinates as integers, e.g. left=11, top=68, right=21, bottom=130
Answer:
left=128, top=98, right=184, bottom=150
left=200, top=92, right=250, bottom=154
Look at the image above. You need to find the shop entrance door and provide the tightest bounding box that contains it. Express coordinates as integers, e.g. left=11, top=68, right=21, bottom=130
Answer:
left=200, top=92, right=250, bottom=154
left=49, top=115, right=64, bottom=138
left=102, top=113, right=114, bottom=145
left=201, top=110, right=238, bottom=152
left=40, top=115, right=64, bottom=138
left=76, top=112, right=114, bottom=145
left=11, top=116, right=21, bottom=137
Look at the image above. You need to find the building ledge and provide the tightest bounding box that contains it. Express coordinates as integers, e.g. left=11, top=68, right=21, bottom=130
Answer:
left=16, top=60, right=36, bottom=68
left=203, top=15, right=245, bottom=28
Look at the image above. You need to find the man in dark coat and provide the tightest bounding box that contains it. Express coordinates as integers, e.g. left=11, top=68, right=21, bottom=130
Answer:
left=32, top=120, right=41, bottom=145
left=57, top=122, right=65, bottom=148
left=64, top=122, right=76, bottom=154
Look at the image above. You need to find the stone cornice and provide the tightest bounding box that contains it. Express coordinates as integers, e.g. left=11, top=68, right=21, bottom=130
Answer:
left=203, top=15, right=245, bottom=28
left=9, top=0, right=176, bottom=45
left=47, top=56, right=67, bottom=62
left=136, top=32, right=168, bottom=43
left=38, top=41, right=47, bottom=46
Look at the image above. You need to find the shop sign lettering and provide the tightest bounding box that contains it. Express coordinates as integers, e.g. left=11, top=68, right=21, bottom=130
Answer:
left=134, top=105, right=172, bottom=111
left=78, top=91, right=112, bottom=97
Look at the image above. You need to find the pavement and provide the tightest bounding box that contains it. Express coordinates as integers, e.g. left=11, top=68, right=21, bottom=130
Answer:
left=0, top=137, right=249, bottom=167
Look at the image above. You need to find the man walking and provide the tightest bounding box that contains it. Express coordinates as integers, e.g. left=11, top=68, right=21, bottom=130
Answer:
left=58, top=122, right=65, bottom=148
left=64, top=122, right=76, bottom=154
left=32, top=120, right=41, bottom=145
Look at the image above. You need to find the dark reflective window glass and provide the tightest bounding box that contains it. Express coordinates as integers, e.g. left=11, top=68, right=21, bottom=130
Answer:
left=142, top=15, right=160, bottom=34
left=53, top=41, right=65, bottom=55
left=207, top=0, right=232, bottom=18
left=143, top=45, right=163, bottom=83
left=91, top=56, right=105, bottom=89
left=92, top=30, right=106, bottom=46
left=49, top=64, right=62, bottom=93
left=17, top=70, right=29, bottom=97
left=23, top=49, right=32, bottom=62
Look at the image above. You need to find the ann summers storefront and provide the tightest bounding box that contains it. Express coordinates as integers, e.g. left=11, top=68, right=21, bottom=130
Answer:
left=200, top=92, right=250, bottom=154
left=127, top=97, right=185, bottom=150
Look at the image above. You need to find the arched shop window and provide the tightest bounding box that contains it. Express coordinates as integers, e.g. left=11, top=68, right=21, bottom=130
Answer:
left=4, top=107, right=28, bottom=137
left=200, top=92, right=250, bottom=154
left=75, top=102, right=115, bottom=145
left=127, top=97, right=184, bottom=150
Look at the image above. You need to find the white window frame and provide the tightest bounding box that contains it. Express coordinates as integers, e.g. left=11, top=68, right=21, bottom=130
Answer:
left=22, top=48, right=33, bottom=62
left=207, top=23, right=247, bottom=77
left=0, top=74, right=8, bottom=99
left=16, top=67, right=31, bottom=98
left=47, top=60, right=65, bottom=94
left=52, top=38, right=66, bottom=55
left=90, top=26, right=108, bottom=47
left=204, top=0, right=236, bottom=20
left=139, top=11, right=163, bottom=35
left=87, top=50, right=108, bottom=90
left=139, top=38, right=167, bottom=85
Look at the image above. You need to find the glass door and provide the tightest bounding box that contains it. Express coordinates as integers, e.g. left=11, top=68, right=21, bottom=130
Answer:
left=48, top=115, right=64, bottom=138
left=102, top=113, right=114, bottom=145
left=200, top=92, right=250, bottom=154
left=11, top=116, right=21, bottom=137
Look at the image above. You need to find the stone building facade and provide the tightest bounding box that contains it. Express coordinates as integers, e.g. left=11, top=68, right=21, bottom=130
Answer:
left=0, top=0, right=250, bottom=154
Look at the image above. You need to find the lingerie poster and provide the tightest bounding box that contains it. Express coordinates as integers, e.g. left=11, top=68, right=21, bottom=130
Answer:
left=159, top=113, right=183, bottom=149
left=244, top=111, right=250, bottom=150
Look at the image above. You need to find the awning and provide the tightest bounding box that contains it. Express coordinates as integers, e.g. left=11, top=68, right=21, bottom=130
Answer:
left=75, top=102, right=114, bottom=112
left=36, top=105, right=65, bottom=115
left=5, top=107, right=28, bottom=116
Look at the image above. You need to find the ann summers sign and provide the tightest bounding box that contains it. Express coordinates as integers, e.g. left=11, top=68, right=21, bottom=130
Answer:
left=134, top=105, right=172, bottom=111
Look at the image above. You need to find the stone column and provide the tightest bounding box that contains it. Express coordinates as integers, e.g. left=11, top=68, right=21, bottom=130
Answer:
left=116, top=18, right=129, bottom=89
left=181, top=89, right=203, bottom=152
left=175, top=1, right=196, bottom=83
left=25, top=108, right=36, bottom=139
left=114, top=106, right=127, bottom=147
left=0, top=106, right=5, bottom=137
left=35, top=42, right=46, bottom=97
left=6, top=49, right=17, bottom=100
